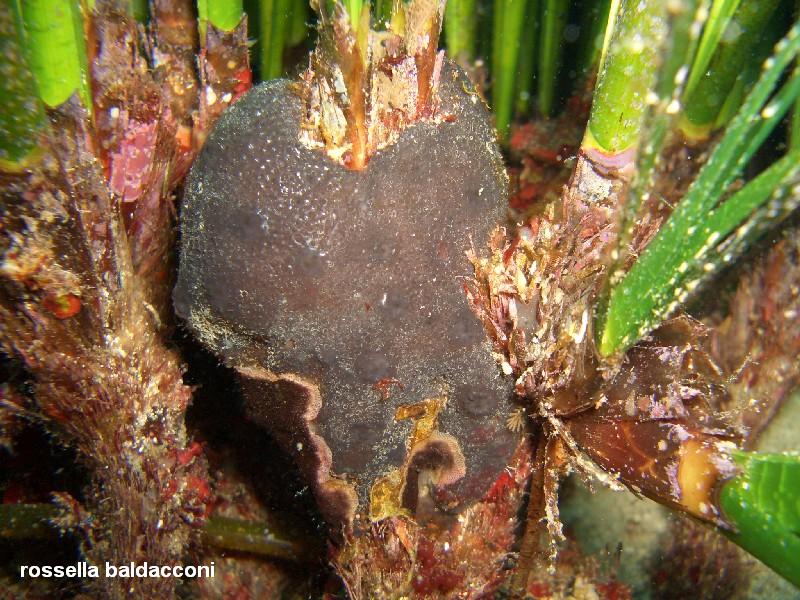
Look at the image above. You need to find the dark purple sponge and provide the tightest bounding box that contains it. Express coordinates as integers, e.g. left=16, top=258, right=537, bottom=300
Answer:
left=175, top=61, right=517, bottom=525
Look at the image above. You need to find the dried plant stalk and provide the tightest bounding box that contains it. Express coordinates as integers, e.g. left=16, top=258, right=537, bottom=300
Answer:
left=300, top=0, right=447, bottom=168
left=1, top=4, right=250, bottom=598
left=709, top=233, right=800, bottom=444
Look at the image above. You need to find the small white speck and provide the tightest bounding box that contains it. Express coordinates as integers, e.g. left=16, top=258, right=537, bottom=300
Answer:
left=674, top=65, right=688, bottom=86
left=206, top=86, right=217, bottom=106
left=761, top=104, right=777, bottom=119
left=572, top=309, right=589, bottom=344
left=666, top=99, right=681, bottom=114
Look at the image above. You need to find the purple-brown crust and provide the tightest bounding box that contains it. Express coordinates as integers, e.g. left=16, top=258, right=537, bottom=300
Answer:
left=400, top=432, right=466, bottom=518
left=236, top=366, right=358, bottom=527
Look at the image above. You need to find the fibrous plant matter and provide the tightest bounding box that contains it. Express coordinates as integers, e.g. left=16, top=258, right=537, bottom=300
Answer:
left=1, top=0, right=250, bottom=597
left=483, top=0, right=800, bottom=591
left=300, top=0, right=449, bottom=168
